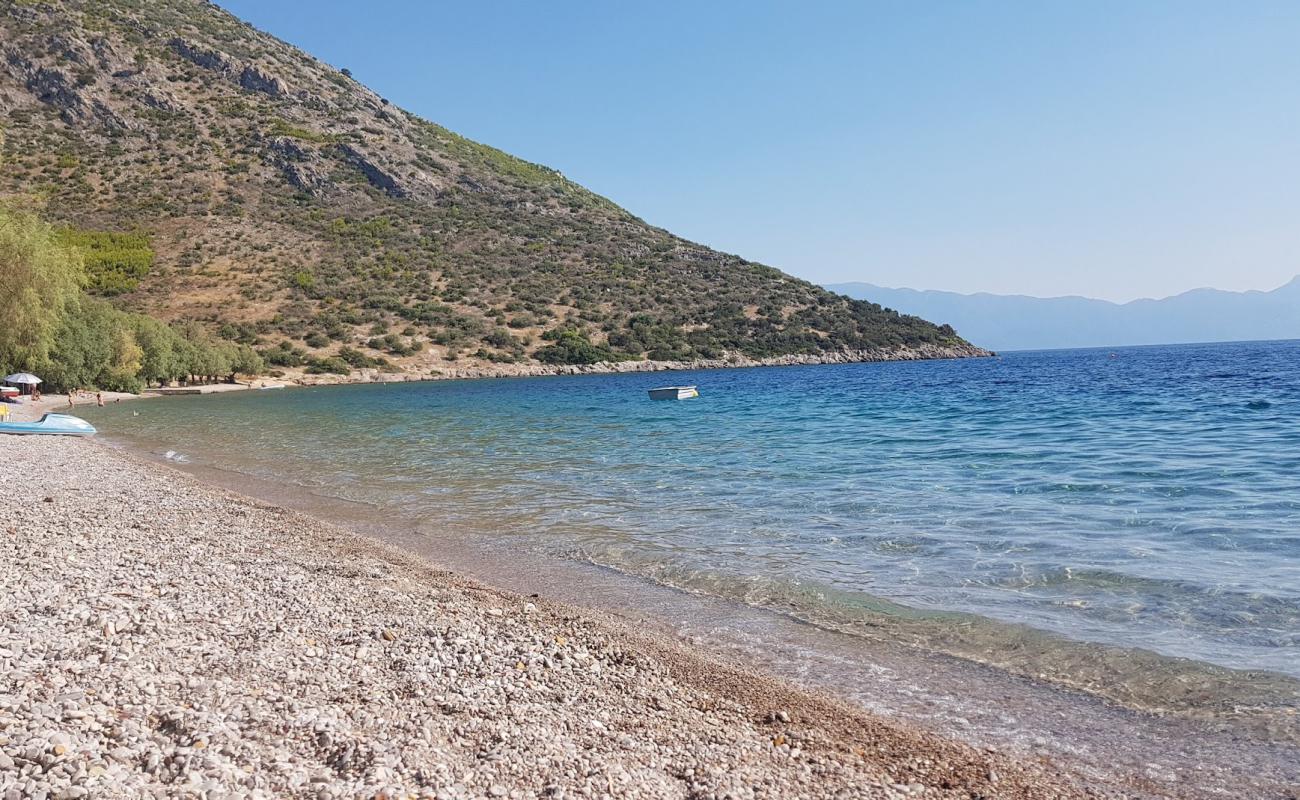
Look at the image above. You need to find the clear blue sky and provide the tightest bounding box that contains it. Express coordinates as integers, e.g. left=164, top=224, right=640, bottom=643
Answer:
left=221, top=1, right=1300, bottom=302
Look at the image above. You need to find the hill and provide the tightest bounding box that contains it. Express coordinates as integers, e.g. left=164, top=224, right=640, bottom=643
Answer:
left=827, top=278, right=1300, bottom=352
left=0, top=0, right=983, bottom=381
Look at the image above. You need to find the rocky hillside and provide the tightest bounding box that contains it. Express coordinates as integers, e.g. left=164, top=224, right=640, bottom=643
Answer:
left=0, top=0, right=984, bottom=376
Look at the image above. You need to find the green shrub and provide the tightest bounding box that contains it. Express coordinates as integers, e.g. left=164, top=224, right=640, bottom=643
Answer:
left=305, top=356, right=350, bottom=374
left=337, top=346, right=376, bottom=367
left=534, top=328, right=627, bottom=365
left=262, top=341, right=306, bottom=367
left=269, top=118, right=338, bottom=144
left=55, top=228, right=154, bottom=296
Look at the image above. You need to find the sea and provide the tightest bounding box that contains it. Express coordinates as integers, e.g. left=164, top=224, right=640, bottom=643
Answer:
left=82, top=339, right=1300, bottom=787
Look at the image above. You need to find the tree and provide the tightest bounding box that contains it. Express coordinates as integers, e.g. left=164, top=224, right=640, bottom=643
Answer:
left=41, top=298, right=145, bottom=392
left=104, top=323, right=144, bottom=391
left=44, top=299, right=112, bottom=390
left=132, top=315, right=186, bottom=387
left=175, top=321, right=239, bottom=383
left=229, top=344, right=265, bottom=380
left=0, top=203, right=85, bottom=374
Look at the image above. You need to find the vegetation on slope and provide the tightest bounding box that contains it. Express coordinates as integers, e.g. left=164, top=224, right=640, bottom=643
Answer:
left=54, top=228, right=154, bottom=295
left=0, top=202, right=263, bottom=391
left=0, top=0, right=973, bottom=377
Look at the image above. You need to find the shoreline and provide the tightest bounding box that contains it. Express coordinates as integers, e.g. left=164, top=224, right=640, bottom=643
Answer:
left=1, top=434, right=1100, bottom=799
left=3, top=343, right=990, bottom=414
left=92, top=427, right=1300, bottom=799
left=286, top=342, right=994, bottom=385
left=4, top=343, right=992, bottom=420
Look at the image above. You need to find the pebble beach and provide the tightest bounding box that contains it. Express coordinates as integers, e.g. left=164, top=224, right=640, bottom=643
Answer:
left=0, top=429, right=1115, bottom=799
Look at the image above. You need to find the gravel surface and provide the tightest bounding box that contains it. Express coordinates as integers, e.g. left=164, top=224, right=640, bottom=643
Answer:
left=0, top=435, right=1108, bottom=799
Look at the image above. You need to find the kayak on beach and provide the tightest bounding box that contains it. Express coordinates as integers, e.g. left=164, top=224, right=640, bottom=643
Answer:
left=0, top=412, right=97, bottom=436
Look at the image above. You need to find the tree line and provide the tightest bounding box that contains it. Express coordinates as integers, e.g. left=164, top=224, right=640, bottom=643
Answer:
left=0, top=202, right=263, bottom=393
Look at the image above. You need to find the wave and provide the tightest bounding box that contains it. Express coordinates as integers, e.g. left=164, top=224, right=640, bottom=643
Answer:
left=575, top=545, right=1300, bottom=741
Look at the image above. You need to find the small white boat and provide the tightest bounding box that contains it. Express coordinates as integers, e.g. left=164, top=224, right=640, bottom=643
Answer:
left=0, top=412, right=96, bottom=436
left=648, top=385, right=699, bottom=401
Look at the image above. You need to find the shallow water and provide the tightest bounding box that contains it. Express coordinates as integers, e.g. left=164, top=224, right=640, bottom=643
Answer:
left=84, top=342, right=1300, bottom=704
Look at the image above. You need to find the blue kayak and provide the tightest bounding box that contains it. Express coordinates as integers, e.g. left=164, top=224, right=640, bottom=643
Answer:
left=0, top=412, right=97, bottom=436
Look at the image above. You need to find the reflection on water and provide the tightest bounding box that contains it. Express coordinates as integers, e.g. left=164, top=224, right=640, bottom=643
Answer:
left=85, top=341, right=1300, bottom=728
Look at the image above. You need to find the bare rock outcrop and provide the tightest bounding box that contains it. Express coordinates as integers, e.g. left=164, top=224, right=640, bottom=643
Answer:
left=167, top=37, right=235, bottom=75
left=338, top=143, right=410, bottom=199
left=265, top=136, right=331, bottom=194
left=3, top=52, right=125, bottom=129
left=169, top=37, right=289, bottom=98
left=239, top=64, right=288, bottom=97
left=139, top=87, right=183, bottom=113
left=457, top=174, right=489, bottom=193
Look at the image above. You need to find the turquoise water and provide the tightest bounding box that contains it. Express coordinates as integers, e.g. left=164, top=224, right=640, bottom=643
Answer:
left=85, top=341, right=1300, bottom=692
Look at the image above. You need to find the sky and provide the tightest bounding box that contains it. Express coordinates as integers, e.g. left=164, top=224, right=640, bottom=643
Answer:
left=219, top=1, right=1300, bottom=302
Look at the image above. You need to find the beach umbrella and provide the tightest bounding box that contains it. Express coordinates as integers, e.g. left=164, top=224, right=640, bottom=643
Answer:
left=3, top=373, right=42, bottom=385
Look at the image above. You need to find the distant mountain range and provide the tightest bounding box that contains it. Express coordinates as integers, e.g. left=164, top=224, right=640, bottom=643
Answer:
left=826, top=277, right=1300, bottom=352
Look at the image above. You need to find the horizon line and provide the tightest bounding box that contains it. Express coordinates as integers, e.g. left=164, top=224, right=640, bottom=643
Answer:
left=828, top=274, right=1300, bottom=305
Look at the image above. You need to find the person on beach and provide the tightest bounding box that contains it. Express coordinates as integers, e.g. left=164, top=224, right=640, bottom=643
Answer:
left=68, top=393, right=74, bottom=407
left=96, top=392, right=104, bottom=407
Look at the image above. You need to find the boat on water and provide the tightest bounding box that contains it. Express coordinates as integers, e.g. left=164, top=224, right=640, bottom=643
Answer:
left=648, top=385, right=699, bottom=401
left=0, top=413, right=97, bottom=436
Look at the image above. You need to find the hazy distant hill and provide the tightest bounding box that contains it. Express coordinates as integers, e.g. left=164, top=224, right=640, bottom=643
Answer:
left=0, top=0, right=980, bottom=377
left=827, top=278, right=1300, bottom=351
